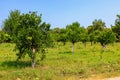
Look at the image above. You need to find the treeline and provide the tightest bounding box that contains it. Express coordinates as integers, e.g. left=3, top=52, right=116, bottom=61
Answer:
left=0, top=11, right=120, bottom=51
left=49, top=20, right=116, bottom=52
left=0, top=10, right=120, bottom=67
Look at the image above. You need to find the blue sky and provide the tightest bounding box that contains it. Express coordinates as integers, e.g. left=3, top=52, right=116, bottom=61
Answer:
left=0, top=0, right=120, bottom=29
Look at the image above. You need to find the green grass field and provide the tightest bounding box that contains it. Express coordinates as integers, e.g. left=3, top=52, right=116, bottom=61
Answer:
left=0, top=42, right=120, bottom=80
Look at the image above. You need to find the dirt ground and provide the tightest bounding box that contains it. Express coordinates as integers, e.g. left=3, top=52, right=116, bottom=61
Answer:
left=87, top=77, right=120, bottom=80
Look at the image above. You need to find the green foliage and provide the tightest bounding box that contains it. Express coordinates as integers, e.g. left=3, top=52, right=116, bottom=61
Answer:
left=66, top=22, right=83, bottom=44
left=0, top=31, right=11, bottom=43
left=80, top=28, right=89, bottom=47
left=50, top=28, right=67, bottom=46
left=92, top=30, right=101, bottom=42
left=87, top=19, right=106, bottom=45
left=66, top=22, right=84, bottom=53
left=3, top=11, right=51, bottom=68
left=98, top=29, right=116, bottom=48
left=80, top=29, right=89, bottom=43
left=3, top=10, right=20, bottom=41
left=57, top=28, right=67, bottom=45
left=50, top=27, right=61, bottom=42
left=87, top=19, right=106, bottom=34
left=15, top=12, right=51, bottom=68
left=92, top=19, right=106, bottom=31
left=0, top=31, right=5, bottom=43
left=112, top=15, right=120, bottom=42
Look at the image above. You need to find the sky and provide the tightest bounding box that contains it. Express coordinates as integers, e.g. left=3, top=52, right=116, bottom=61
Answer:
left=0, top=0, right=120, bottom=29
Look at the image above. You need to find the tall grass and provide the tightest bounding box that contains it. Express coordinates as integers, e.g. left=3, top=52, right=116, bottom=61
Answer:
left=0, top=42, right=120, bottom=80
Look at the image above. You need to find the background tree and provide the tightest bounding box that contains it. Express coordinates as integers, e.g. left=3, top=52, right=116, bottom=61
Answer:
left=50, top=28, right=67, bottom=47
left=3, top=10, right=20, bottom=42
left=3, top=11, right=51, bottom=68
left=87, top=19, right=106, bottom=45
left=112, top=15, right=120, bottom=42
left=66, top=22, right=83, bottom=53
left=49, top=27, right=61, bottom=47
left=98, top=29, right=116, bottom=51
left=51, top=28, right=61, bottom=41
left=87, top=25, right=94, bottom=45
left=80, top=28, right=89, bottom=48
left=92, top=30, right=101, bottom=43
left=57, top=28, right=67, bottom=45
left=92, top=19, right=106, bottom=31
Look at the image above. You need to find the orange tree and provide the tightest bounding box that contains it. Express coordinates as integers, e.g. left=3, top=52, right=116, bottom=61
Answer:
left=66, top=22, right=84, bottom=53
left=4, top=11, right=51, bottom=68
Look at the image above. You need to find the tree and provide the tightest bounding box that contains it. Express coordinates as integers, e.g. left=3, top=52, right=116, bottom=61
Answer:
left=80, top=29, right=89, bottom=48
left=66, top=22, right=83, bottom=53
left=49, top=27, right=61, bottom=48
left=4, top=11, right=51, bottom=68
left=112, top=15, right=120, bottom=42
left=87, top=19, right=106, bottom=45
left=98, top=29, right=116, bottom=51
left=3, top=10, right=20, bottom=41
left=57, top=28, right=67, bottom=45
left=51, top=27, right=61, bottom=42
left=50, top=28, right=67, bottom=48
left=92, top=19, right=106, bottom=31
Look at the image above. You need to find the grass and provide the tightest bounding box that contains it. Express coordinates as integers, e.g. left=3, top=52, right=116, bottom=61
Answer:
left=0, top=42, right=120, bottom=80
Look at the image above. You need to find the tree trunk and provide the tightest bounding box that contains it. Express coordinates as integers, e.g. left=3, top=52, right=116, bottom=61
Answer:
left=32, top=48, right=36, bottom=68
left=102, top=45, right=106, bottom=51
left=72, top=43, right=74, bottom=53
left=91, top=41, right=93, bottom=46
left=84, top=42, right=86, bottom=48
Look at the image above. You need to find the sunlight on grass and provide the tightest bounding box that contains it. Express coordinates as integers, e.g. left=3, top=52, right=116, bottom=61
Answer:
left=0, top=42, right=120, bottom=79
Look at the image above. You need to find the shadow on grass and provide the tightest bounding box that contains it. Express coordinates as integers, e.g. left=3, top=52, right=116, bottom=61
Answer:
left=59, top=51, right=72, bottom=54
left=1, top=60, right=31, bottom=69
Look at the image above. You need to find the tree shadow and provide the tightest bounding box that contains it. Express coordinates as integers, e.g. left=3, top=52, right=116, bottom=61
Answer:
left=1, top=60, right=31, bottom=69
left=59, top=51, right=72, bottom=54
